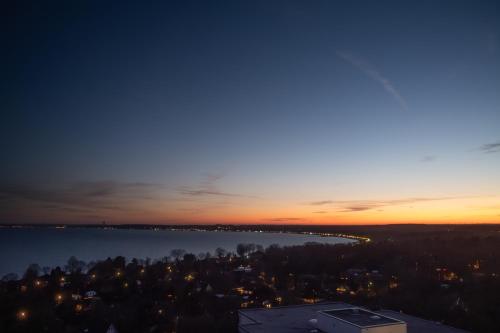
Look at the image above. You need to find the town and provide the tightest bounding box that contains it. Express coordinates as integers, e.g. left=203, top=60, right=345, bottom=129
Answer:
left=1, top=225, right=499, bottom=333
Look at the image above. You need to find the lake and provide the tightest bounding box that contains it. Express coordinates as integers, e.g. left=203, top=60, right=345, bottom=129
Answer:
left=0, top=228, right=353, bottom=276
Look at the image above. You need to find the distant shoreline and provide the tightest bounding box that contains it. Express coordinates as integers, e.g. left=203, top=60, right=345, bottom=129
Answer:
left=0, top=224, right=370, bottom=243
left=0, top=226, right=356, bottom=277
left=2, top=222, right=500, bottom=243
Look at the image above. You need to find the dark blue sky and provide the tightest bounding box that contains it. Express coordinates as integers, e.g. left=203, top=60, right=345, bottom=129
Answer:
left=2, top=1, right=500, bottom=224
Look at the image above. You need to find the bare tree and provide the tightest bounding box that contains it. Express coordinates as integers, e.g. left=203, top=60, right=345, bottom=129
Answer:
left=1, top=273, right=18, bottom=282
left=170, top=249, right=186, bottom=260
left=66, top=256, right=86, bottom=273
left=215, top=247, right=227, bottom=258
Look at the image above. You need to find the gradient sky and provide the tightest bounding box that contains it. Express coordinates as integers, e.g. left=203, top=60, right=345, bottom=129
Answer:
left=2, top=0, right=500, bottom=224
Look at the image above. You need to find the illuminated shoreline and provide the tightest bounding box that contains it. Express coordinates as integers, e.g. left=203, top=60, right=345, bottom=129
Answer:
left=0, top=224, right=368, bottom=244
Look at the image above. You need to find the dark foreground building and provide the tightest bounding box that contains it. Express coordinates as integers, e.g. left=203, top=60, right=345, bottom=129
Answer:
left=238, top=302, right=469, bottom=333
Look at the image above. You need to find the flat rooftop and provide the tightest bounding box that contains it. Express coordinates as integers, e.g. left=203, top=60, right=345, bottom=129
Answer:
left=321, top=308, right=402, bottom=328
left=238, top=302, right=469, bottom=333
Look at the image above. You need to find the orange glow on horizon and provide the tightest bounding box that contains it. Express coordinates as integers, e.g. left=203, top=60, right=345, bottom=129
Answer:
left=7, top=195, right=500, bottom=225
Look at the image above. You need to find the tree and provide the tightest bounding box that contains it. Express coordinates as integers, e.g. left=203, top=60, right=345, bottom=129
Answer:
left=247, top=243, right=256, bottom=254
left=113, top=256, right=126, bottom=268
left=237, top=243, right=256, bottom=257
left=1, top=273, right=18, bottom=282
left=66, top=256, right=86, bottom=273
left=215, top=248, right=227, bottom=258
left=24, top=263, right=41, bottom=280
left=170, top=249, right=186, bottom=260
left=183, top=253, right=196, bottom=266
left=237, top=244, right=247, bottom=257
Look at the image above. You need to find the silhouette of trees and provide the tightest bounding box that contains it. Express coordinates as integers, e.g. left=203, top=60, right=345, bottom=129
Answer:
left=23, top=264, right=41, bottom=280
left=1, top=273, right=18, bottom=282
left=65, top=256, right=86, bottom=273
left=215, top=247, right=226, bottom=258
left=170, top=249, right=186, bottom=260
left=2, top=229, right=500, bottom=333
left=236, top=243, right=256, bottom=257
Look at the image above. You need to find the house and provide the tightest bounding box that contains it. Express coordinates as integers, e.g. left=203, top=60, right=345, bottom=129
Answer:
left=71, top=294, right=82, bottom=300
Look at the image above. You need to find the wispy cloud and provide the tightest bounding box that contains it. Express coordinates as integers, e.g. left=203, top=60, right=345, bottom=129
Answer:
left=421, top=155, right=437, bottom=162
left=178, top=188, right=249, bottom=197
left=308, top=196, right=475, bottom=213
left=478, top=141, right=500, bottom=153
left=312, top=211, right=328, bottom=214
left=0, top=181, right=164, bottom=219
left=309, top=200, right=333, bottom=206
left=338, top=204, right=385, bottom=212
left=263, top=217, right=306, bottom=222
left=177, top=173, right=257, bottom=199
left=337, top=51, right=408, bottom=111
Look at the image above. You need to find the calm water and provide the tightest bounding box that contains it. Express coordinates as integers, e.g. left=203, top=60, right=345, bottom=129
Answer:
left=0, top=228, right=353, bottom=276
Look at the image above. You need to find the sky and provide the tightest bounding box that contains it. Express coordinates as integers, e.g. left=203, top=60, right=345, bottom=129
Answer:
left=2, top=0, right=500, bottom=225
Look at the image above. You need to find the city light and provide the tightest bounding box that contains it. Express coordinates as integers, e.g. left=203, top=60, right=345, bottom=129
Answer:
left=17, top=310, right=28, bottom=320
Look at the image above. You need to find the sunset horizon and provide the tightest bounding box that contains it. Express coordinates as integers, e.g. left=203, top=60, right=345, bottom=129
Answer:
left=2, top=2, right=500, bottom=332
left=2, top=183, right=499, bottom=225
left=3, top=2, right=499, bottom=226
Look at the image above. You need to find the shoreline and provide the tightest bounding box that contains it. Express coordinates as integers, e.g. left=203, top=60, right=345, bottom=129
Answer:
left=0, top=224, right=370, bottom=243
left=0, top=228, right=356, bottom=277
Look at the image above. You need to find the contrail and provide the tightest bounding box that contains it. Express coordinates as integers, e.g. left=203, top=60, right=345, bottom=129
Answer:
left=337, top=51, right=408, bottom=111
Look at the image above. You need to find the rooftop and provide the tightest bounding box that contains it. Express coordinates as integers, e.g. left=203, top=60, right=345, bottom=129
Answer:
left=321, top=308, right=402, bottom=328
left=238, top=302, right=469, bottom=333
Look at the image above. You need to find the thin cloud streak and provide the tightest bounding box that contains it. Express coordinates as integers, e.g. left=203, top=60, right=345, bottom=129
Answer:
left=421, top=155, right=437, bottom=162
left=309, top=200, right=334, bottom=206
left=177, top=173, right=258, bottom=199
left=263, top=217, right=306, bottom=222
left=0, top=181, right=163, bottom=213
left=177, top=188, right=251, bottom=198
left=337, top=51, right=408, bottom=111
left=308, top=196, right=482, bottom=213
left=478, top=141, right=500, bottom=153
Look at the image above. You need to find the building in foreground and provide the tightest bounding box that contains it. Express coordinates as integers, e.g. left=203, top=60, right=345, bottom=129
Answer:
left=238, top=302, right=469, bottom=333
